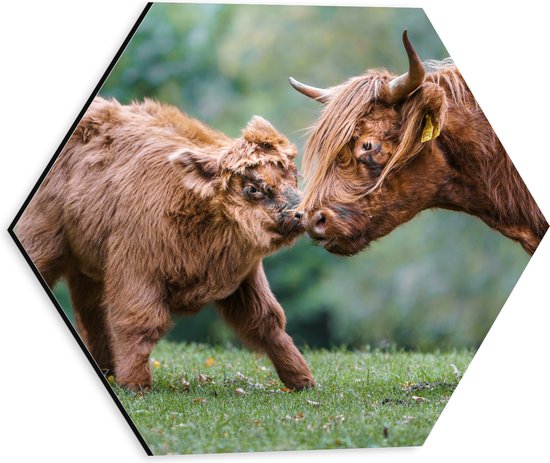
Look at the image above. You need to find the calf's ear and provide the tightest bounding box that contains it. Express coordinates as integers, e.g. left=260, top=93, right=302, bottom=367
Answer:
left=242, top=115, right=280, bottom=144
left=242, top=115, right=297, bottom=159
left=167, top=147, right=219, bottom=198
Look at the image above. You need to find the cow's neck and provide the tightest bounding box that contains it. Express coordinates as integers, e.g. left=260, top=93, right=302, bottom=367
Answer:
left=435, top=111, right=547, bottom=254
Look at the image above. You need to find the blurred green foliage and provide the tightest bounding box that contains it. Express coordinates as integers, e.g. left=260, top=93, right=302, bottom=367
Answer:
left=53, top=4, right=529, bottom=350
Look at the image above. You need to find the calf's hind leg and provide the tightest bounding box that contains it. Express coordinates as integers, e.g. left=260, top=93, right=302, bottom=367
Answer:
left=16, top=209, right=67, bottom=288
left=104, top=270, right=171, bottom=392
left=66, top=269, right=114, bottom=373
left=217, top=262, right=315, bottom=390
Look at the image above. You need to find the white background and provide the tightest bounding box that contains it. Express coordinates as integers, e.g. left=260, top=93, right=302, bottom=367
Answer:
left=1, top=0, right=549, bottom=461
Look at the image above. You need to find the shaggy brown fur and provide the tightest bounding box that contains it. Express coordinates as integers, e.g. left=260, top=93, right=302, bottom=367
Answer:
left=292, top=40, right=547, bottom=255
left=17, top=97, right=314, bottom=391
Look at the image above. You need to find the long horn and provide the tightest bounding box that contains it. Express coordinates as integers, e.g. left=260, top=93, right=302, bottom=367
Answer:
left=386, top=30, right=425, bottom=104
left=288, top=76, right=332, bottom=104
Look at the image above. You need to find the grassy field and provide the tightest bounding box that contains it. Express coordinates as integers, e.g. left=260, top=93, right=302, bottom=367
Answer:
left=112, top=342, right=473, bottom=455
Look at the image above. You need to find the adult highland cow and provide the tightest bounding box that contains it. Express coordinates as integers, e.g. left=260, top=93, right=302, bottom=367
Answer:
left=18, top=97, right=314, bottom=391
left=290, top=31, right=547, bottom=255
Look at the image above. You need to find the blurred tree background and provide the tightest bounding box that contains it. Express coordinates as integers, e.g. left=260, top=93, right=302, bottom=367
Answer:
left=53, top=3, right=529, bottom=350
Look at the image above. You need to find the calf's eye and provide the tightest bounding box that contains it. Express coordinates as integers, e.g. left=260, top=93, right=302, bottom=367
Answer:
left=243, top=185, right=265, bottom=199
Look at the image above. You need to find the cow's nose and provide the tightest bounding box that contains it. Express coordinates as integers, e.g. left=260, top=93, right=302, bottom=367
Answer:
left=305, top=209, right=329, bottom=240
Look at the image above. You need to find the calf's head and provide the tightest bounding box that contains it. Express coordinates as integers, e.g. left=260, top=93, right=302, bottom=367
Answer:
left=290, top=31, right=453, bottom=256
left=169, top=116, right=302, bottom=251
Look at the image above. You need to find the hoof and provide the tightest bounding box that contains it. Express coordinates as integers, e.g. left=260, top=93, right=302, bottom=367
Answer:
left=123, top=382, right=152, bottom=393
left=284, top=376, right=316, bottom=391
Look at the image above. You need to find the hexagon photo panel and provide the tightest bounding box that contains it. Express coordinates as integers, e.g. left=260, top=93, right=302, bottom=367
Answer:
left=8, top=2, right=547, bottom=456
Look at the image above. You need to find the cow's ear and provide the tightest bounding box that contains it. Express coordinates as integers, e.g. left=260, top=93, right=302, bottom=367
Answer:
left=168, top=147, right=219, bottom=198
left=403, top=82, right=448, bottom=141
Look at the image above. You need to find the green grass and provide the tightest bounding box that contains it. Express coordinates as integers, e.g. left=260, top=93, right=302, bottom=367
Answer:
left=112, top=341, right=473, bottom=455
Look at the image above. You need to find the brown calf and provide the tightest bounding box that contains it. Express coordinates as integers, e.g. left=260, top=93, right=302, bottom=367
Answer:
left=17, top=97, right=314, bottom=391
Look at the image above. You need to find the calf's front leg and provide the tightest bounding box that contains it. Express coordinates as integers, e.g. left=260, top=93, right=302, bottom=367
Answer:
left=217, top=262, right=315, bottom=390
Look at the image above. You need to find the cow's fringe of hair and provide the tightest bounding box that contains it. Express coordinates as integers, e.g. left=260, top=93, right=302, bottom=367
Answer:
left=366, top=100, right=426, bottom=195
left=301, top=61, right=469, bottom=208
left=301, top=71, right=389, bottom=208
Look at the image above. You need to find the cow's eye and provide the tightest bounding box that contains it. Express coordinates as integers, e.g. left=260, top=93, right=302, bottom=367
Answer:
left=362, top=141, right=380, bottom=154
left=357, top=140, right=387, bottom=169
left=243, top=185, right=264, bottom=199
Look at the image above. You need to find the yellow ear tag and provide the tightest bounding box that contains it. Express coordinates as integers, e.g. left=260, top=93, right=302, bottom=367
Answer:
left=421, top=114, right=439, bottom=143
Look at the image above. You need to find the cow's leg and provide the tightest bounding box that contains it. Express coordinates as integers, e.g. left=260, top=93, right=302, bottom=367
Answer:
left=66, top=269, right=114, bottom=373
left=217, top=262, right=315, bottom=390
left=104, top=271, right=171, bottom=392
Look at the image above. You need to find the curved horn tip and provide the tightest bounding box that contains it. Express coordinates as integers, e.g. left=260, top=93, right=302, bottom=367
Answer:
left=288, top=76, right=299, bottom=88
left=402, top=29, right=415, bottom=54
left=288, top=76, right=330, bottom=104
left=385, top=29, right=425, bottom=103
left=288, top=76, right=305, bottom=91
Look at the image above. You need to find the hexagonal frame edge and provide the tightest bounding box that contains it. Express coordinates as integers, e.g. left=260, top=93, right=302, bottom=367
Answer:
left=7, top=2, right=154, bottom=456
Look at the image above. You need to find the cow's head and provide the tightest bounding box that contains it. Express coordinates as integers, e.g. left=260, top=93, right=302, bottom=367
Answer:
left=169, top=116, right=302, bottom=251
left=290, top=31, right=455, bottom=255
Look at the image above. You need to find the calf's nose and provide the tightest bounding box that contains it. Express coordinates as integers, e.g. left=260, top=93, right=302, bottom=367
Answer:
left=305, top=209, right=329, bottom=240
